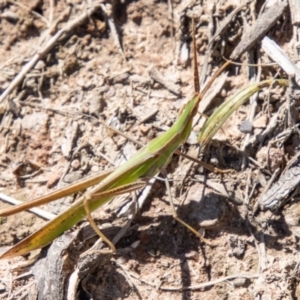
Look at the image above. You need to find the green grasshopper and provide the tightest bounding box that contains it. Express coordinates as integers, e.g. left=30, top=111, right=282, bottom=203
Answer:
left=0, top=22, right=231, bottom=259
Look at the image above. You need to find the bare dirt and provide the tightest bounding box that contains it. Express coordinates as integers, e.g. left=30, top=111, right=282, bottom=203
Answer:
left=0, top=0, right=300, bottom=299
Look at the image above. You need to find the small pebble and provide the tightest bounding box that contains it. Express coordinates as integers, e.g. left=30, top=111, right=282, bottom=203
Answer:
left=71, top=159, right=81, bottom=170
left=239, top=120, right=252, bottom=133
left=139, top=124, right=150, bottom=135
left=47, top=171, right=62, bottom=188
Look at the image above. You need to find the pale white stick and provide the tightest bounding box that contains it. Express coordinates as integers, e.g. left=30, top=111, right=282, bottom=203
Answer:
left=262, top=36, right=300, bottom=81
left=0, top=193, right=55, bottom=220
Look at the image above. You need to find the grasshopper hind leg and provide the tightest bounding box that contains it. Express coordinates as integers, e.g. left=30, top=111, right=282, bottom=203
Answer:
left=83, top=197, right=117, bottom=253
left=161, top=169, right=214, bottom=246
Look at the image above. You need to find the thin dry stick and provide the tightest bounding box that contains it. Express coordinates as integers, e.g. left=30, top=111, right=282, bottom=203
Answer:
left=0, top=2, right=103, bottom=104
left=240, top=50, right=263, bottom=169
left=7, top=0, right=49, bottom=26
left=167, top=0, right=175, bottom=57
left=100, top=3, right=126, bottom=61
left=49, top=0, right=55, bottom=25
left=253, top=167, right=280, bottom=213
left=162, top=169, right=214, bottom=245
left=160, top=273, right=260, bottom=291
left=243, top=170, right=263, bottom=274
left=7, top=281, right=36, bottom=300
left=113, top=258, right=143, bottom=299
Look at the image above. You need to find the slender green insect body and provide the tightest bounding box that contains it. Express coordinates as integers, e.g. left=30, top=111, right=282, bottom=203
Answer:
left=0, top=37, right=232, bottom=259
